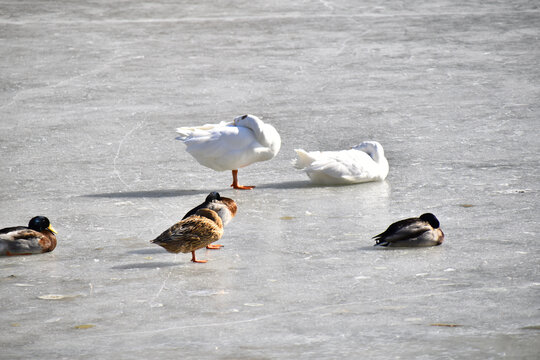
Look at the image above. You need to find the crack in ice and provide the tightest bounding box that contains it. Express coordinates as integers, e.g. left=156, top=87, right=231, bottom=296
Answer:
left=148, top=254, right=176, bottom=308
left=113, top=120, right=145, bottom=188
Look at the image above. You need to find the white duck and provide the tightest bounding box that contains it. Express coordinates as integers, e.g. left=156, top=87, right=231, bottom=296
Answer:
left=293, top=141, right=389, bottom=185
left=176, top=114, right=281, bottom=189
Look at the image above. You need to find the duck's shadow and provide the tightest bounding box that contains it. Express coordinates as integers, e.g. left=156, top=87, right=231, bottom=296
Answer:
left=357, top=245, right=380, bottom=251
left=110, top=248, right=183, bottom=269
left=258, top=180, right=389, bottom=190
left=81, top=181, right=316, bottom=198
left=112, top=261, right=182, bottom=270
left=127, top=248, right=165, bottom=255
left=82, top=189, right=209, bottom=199
left=257, top=180, right=318, bottom=189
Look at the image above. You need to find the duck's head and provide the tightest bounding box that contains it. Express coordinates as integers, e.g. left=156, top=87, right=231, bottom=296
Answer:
left=205, top=191, right=221, bottom=203
left=419, top=213, right=440, bottom=228
left=352, top=141, right=388, bottom=166
left=233, top=114, right=261, bottom=126
left=205, top=194, right=237, bottom=225
left=28, top=216, right=57, bottom=234
left=353, top=141, right=385, bottom=158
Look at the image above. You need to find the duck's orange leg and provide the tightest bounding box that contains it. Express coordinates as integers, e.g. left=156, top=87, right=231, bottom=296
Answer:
left=230, top=169, right=255, bottom=190
left=191, top=251, right=207, bottom=263
left=206, top=244, right=223, bottom=249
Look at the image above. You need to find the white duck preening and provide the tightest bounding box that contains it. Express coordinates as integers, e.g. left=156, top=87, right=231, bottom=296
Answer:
left=176, top=114, right=281, bottom=190
left=293, top=141, right=389, bottom=185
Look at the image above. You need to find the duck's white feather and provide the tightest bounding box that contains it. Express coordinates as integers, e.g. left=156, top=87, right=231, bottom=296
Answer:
left=293, top=141, right=389, bottom=185
left=176, top=115, right=281, bottom=172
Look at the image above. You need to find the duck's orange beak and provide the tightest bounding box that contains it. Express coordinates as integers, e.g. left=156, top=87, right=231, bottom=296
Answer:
left=48, top=225, right=58, bottom=234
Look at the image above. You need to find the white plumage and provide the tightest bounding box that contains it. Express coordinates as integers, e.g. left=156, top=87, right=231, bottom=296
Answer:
left=176, top=114, right=281, bottom=189
left=293, top=141, right=389, bottom=185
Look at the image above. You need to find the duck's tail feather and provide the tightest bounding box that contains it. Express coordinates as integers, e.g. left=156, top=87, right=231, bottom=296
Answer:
left=292, top=149, right=316, bottom=169
left=175, top=128, right=192, bottom=140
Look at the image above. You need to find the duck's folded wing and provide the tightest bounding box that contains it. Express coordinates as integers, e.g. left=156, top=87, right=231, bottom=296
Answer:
left=0, top=229, right=42, bottom=255
left=0, top=226, right=27, bottom=235
left=0, top=228, right=42, bottom=240
left=168, top=218, right=201, bottom=236
left=308, top=151, right=369, bottom=179
left=342, top=151, right=383, bottom=181
left=152, top=221, right=199, bottom=245
left=183, top=125, right=253, bottom=146
left=373, top=220, right=432, bottom=243
left=309, top=158, right=351, bottom=177
left=180, top=126, right=261, bottom=171
left=175, top=121, right=232, bottom=139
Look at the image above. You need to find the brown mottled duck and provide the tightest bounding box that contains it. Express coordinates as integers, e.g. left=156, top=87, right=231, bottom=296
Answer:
left=151, top=208, right=224, bottom=263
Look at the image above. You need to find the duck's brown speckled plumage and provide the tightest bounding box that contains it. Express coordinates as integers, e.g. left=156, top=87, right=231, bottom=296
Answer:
left=151, top=208, right=223, bottom=262
left=0, top=216, right=57, bottom=256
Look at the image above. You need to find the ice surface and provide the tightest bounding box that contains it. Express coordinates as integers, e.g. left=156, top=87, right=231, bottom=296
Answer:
left=1, top=1, right=539, bottom=359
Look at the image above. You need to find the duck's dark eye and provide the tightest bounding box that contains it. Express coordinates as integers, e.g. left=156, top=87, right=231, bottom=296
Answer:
left=241, top=115, right=248, bottom=119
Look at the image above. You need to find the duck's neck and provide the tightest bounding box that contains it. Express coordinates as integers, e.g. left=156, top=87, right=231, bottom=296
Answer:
left=358, top=145, right=383, bottom=163
left=214, top=206, right=233, bottom=226
left=370, top=150, right=384, bottom=163
left=236, top=117, right=264, bottom=136
left=208, top=200, right=236, bottom=226
left=41, top=230, right=57, bottom=252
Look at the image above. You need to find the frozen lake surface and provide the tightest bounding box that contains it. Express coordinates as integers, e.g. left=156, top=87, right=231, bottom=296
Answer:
left=1, top=1, right=539, bottom=358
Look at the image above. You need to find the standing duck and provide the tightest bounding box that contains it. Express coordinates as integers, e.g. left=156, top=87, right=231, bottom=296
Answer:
left=293, top=141, right=389, bottom=185
left=176, top=114, right=281, bottom=189
left=0, top=216, right=58, bottom=256
left=182, top=191, right=237, bottom=249
left=373, top=213, right=444, bottom=247
left=151, top=209, right=224, bottom=263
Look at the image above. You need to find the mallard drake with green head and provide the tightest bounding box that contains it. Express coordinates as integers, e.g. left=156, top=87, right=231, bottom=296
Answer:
left=374, top=213, right=444, bottom=247
left=0, top=216, right=58, bottom=256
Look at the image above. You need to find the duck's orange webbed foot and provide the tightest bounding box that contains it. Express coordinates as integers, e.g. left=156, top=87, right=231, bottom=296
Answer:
left=206, top=244, right=223, bottom=249
left=230, top=169, right=255, bottom=190
left=191, top=251, right=208, bottom=263
left=230, top=184, right=255, bottom=190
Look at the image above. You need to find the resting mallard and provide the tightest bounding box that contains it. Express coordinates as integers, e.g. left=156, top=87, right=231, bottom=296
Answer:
left=373, top=213, right=444, bottom=247
left=293, top=141, right=389, bottom=185
left=182, top=191, right=237, bottom=226
left=151, top=209, right=224, bottom=263
left=0, top=216, right=58, bottom=256
left=176, top=114, right=281, bottom=189
left=182, top=191, right=237, bottom=249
